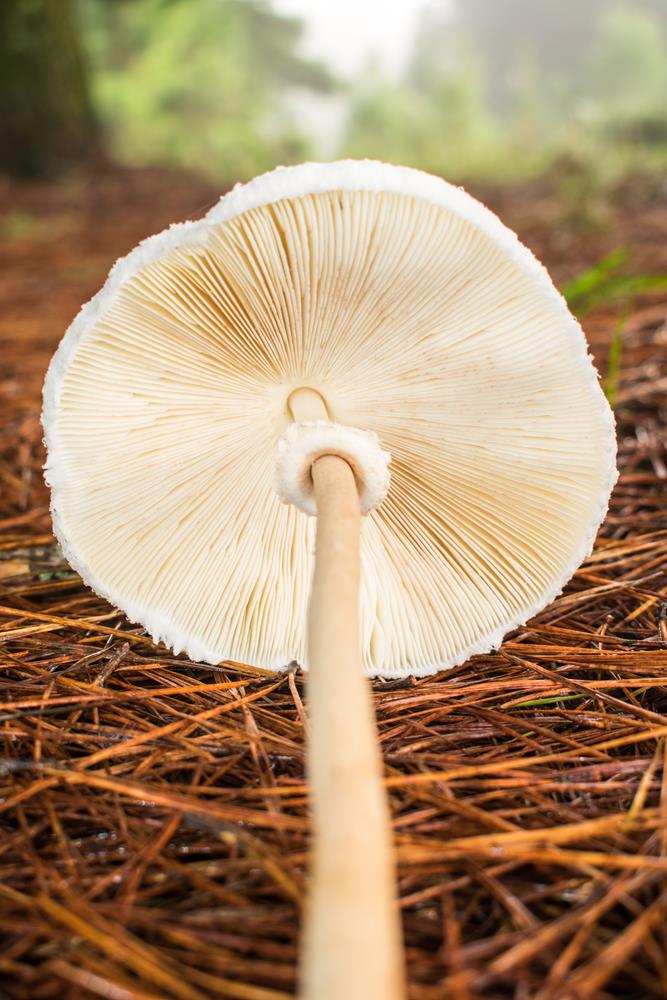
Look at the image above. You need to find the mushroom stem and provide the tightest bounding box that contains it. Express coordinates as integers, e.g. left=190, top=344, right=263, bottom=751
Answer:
left=289, top=388, right=406, bottom=1000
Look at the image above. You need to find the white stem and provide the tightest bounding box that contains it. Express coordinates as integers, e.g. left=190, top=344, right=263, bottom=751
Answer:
left=289, top=387, right=406, bottom=1000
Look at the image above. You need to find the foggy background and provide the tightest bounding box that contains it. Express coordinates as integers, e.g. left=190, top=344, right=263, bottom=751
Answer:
left=3, top=0, right=667, bottom=189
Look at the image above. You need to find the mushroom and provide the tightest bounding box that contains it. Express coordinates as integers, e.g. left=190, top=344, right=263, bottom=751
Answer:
left=42, top=160, right=617, bottom=1000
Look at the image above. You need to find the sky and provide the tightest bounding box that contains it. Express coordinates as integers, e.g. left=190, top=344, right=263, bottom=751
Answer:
left=272, top=0, right=435, bottom=79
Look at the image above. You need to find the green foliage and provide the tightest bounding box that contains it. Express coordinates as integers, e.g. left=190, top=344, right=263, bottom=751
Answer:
left=605, top=314, right=626, bottom=408
left=21, top=0, right=664, bottom=186
left=0, top=211, right=42, bottom=239
left=79, top=0, right=333, bottom=183
left=342, top=0, right=667, bottom=187
left=563, top=249, right=667, bottom=313
left=343, top=41, right=529, bottom=182
left=562, top=249, right=631, bottom=311
left=513, top=694, right=585, bottom=708
left=587, top=7, right=667, bottom=122
left=563, top=247, right=667, bottom=407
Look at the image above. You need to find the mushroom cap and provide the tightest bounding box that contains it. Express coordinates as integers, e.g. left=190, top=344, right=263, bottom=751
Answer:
left=43, top=160, right=617, bottom=677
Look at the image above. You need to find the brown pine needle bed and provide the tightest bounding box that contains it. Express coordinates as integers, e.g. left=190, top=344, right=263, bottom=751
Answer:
left=1, top=168, right=666, bottom=1000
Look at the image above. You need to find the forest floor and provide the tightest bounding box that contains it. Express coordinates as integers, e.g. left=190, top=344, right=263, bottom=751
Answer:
left=0, top=165, right=666, bottom=999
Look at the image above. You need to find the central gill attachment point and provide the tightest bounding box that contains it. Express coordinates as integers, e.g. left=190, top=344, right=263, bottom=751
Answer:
left=287, top=386, right=331, bottom=423
left=275, top=387, right=391, bottom=517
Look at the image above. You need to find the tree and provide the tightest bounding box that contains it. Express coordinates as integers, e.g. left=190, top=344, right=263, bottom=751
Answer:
left=0, top=0, right=98, bottom=177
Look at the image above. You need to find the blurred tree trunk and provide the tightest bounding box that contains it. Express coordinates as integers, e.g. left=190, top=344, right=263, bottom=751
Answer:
left=0, top=0, right=99, bottom=178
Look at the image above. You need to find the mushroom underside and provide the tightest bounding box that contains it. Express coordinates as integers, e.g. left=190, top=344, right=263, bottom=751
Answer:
left=43, top=179, right=616, bottom=676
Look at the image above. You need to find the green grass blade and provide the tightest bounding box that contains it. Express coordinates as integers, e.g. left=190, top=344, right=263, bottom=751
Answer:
left=605, top=312, right=627, bottom=408
left=562, top=248, right=629, bottom=309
